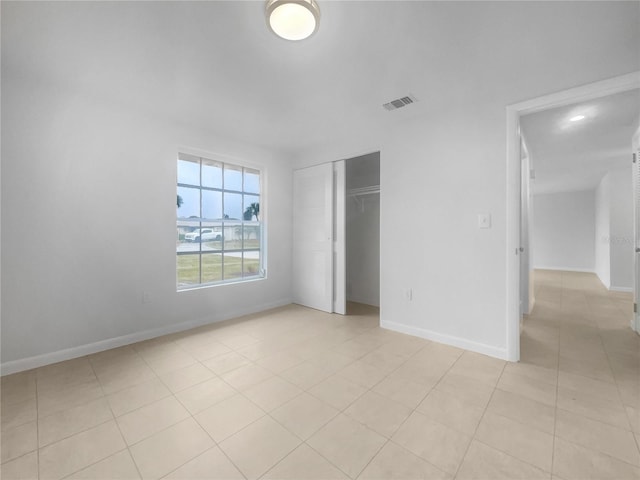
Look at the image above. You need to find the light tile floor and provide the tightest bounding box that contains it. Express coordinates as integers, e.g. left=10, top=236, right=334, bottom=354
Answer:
left=1, top=271, right=639, bottom=479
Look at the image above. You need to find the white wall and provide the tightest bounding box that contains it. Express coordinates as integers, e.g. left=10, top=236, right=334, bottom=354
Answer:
left=595, top=175, right=612, bottom=288
left=1, top=75, right=293, bottom=371
left=532, top=190, right=596, bottom=272
left=609, top=167, right=634, bottom=291
left=346, top=194, right=380, bottom=307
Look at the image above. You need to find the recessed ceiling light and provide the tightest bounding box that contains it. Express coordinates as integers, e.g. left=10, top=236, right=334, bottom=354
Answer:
left=266, top=0, right=320, bottom=41
left=569, top=115, right=586, bottom=122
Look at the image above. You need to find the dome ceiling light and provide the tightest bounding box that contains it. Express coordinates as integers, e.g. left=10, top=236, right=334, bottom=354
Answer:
left=266, top=0, right=320, bottom=41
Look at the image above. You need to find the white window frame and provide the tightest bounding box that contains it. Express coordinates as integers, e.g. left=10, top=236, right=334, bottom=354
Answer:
left=176, top=152, right=265, bottom=291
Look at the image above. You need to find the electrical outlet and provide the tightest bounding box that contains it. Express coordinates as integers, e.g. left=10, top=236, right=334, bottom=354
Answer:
left=142, top=292, right=151, bottom=304
left=406, top=288, right=412, bottom=301
left=478, top=213, right=492, bottom=229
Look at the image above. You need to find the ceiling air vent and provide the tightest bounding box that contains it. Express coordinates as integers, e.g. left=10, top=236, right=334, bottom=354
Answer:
left=383, top=94, right=417, bottom=111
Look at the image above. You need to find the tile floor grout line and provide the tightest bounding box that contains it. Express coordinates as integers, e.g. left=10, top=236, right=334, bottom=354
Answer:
left=451, top=360, right=508, bottom=480
left=87, top=357, right=145, bottom=480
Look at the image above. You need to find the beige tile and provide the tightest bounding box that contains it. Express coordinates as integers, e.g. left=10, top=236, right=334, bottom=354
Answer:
left=243, top=376, right=302, bottom=412
left=307, top=414, right=386, bottom=479
left=1, top=399, right=37, bottom=432
left=129, top=418, right=214, bottom=480
left=189, top=341, right=233, bottom=362
left=107, top=378, right=171, bottom=417
left=0, top=451, right=38, bottom=480
left=435, top=372, right=495, bottom=409
left=175, top=376, right=237, bottom=414
left=627, top=405, right=640, bottom=434
left=392, top=411, right=471, bottom=475
left=555, top=409, right=640, bottom=466
left=256, top=352, right=304, bottom=374
left=359, top=350, right=407, bottom=373
left=456, top=440, right=549, bottom=480
left=67, top=449, right=140, bottom=479
left=39, top=421, right=126, bottom=480
left=96, top=363, right=157, bottom=395
left=332, top=339, right=378, bottom=359
left=116, top=396, right=189, bottom=445
left=309, top=374, right=368, bottom=410
left=557, top=371, right=620, bottom=403
left=448, top=351, right=505, bottom=387
left=307, top=351, right=358, bottom=374
left=194, top=393, right=264, bottom=442
left=263, top=444, right=349, bottom=480
left=159, top=362, right=215, bottom=393
left=220, top=363, right=273, bottom=391
left=487, top=388, right=556, bottom=434
left=201, top=351, right=251, bottom=375
left=344, top=391, right=412, bottom=438
left=1, top=421, right=37, bottom=463
left=559, top=355, right=616, bottom=384
left=557, top=386, right=630, bottom=430
left=219, top=416, right=301, bottom=479
left=475, top=411, right=554, bottom=472
left=37, top=378, right=105, bottom=417
left=416, top=388, right=484, bottom=435
left=497, top=371, right=557, bottom=407
left=39, top=397, right=114, bottom=447
left=280, top=361, right=334, bottom=390
left=372, top=375, right=434, bottom=409
left=503, top=360, right=557, bottom=386
left=337, top=361, right=388, bottom=389
left=1, top=371, right=37, bottom=407
left=553, top=437, right=640, bottom=480
left=143, top=349, right=198, bottom=376
left=359, top=441, right=451, bottom=480
left=164, top=446, right=243, bottom=479
left=217, top=333, right=261, bottom=350
left=271, top=392, right=339, bottom=440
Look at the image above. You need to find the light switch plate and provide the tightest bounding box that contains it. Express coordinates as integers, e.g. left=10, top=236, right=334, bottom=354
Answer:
left=478, top=213, right=491, bottom=229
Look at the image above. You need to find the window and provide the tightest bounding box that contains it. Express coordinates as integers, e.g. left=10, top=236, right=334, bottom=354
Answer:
left=176, top=153, right=263, bottom=290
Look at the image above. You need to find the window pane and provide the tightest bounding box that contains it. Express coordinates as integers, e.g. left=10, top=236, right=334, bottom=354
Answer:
left=243, top=224, right=260, bottom=250
left=244, top=168, right=260, bottom=194
left=224, top=192, right=243, bottom=220
left=223, top=224, right=243, bottom=250
left=243, top=195, right=260, bottom=221
left=202, top=190, right=222, bottom=221
left=177, top=222, right=201, bottom=253
left=224, top=164, right=242, bottom=191
left=202, top=158, right=222, bottom=189
left=243, top=251, right=260, bottom=277
left=177, top=254, right=200, bottom=287
left=177, top=186, right=200, bottom=220
left=223, top=253, right=243, bottom=281
left=177, top=154, right=200, bottom=186
left=201, top=223, right=223, bottom=252
left=202, top=253, right=223, bottom=284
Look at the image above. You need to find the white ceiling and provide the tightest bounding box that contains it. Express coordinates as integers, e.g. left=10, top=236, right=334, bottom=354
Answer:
left=521, top=89, right=640, bottom=195
left=3, top=1, right=639, bottom=155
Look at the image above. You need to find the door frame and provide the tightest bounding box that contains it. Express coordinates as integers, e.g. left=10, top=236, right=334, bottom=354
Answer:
left=505, top=71, right=640, bottom=361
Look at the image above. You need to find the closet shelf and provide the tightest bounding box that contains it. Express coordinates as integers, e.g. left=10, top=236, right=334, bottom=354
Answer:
left=347, top=185, right=380, bottom=197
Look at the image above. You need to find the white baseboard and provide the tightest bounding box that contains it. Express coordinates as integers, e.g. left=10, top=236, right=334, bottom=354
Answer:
left=610, top=286, right=633, bottom=293
left=346, top=295, right=380, bottom=308
left=632, top=316, right=640, bottom=334
left=380, top=319, right=508, bottom=361
left=1, top=298, right=292, bottom=376
left=534, top=266, right=595, bottom=273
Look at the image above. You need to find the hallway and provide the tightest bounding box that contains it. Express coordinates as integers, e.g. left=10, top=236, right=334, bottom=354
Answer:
left=519, top=269, right=639, bottom=478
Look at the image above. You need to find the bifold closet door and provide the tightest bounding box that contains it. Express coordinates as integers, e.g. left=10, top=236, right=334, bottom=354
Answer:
left=292, top=163, right=334, bottom=312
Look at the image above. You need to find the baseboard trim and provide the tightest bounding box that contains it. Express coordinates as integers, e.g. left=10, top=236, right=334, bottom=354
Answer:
left=346, top=295, right=380, bottom=308
left=610, top=286, right=633, bottom=293
left=380, top=319, right=508, bottom=361
left=534, top=266, right=595, bottom=273
left=1, top=298, right=292, bottom=376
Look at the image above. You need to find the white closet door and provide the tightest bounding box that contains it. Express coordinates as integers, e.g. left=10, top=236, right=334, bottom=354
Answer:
left=634, top=140, right=640, bottom=332
left=293, top=163, right=334, bottom=312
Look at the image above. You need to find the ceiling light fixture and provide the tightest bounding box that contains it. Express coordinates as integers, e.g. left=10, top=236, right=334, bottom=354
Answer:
left=266, top=0, right=320, bottom=41
left=569, top=115, right=586, bottom=122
